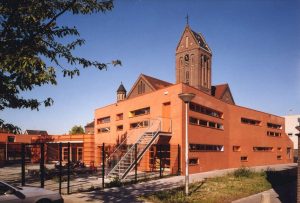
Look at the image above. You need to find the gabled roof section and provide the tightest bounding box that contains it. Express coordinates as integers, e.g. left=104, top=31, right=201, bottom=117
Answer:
left=176, top=25, right=212, bottom=54
left=24, top=130, right=48, bottom=136
left=142, top=74, right=172, bottom=90
left=127, top=74, right=172, bottom=99
left=212, top=84, right=235, bottom=105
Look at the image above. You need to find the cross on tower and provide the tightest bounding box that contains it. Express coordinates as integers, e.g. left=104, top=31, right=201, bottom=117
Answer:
left=186, top=14, right=189, bottom=25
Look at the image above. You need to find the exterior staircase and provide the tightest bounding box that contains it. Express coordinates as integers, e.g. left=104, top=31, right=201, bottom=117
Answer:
left=105, top=119, right=162, bottom=180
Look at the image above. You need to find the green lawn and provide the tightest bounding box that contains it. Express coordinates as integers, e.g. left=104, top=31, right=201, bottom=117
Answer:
left=141, top=168, right=273, bottom=203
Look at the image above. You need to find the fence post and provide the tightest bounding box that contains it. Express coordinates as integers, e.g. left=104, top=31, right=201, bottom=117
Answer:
left=21, top=144, right=25, bottom=186
left=159, top=145, right=162, bottom=178
left=135, top=143, right=137, bottom=183
left=67, top=142, right=70, bottom=194
left=59, top=142, right=62, bottom=194
left=40, top=143, right=45, bottom=188
left=102, top=143, right=105, bottom=189
left=178, top=144, right=181, bottom=175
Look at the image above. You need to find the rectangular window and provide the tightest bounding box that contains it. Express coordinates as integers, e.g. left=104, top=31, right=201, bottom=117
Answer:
left=189, top=102, right=223, bottom=118
left=241, top=117, right=261, bottom=126
left=189, top=158, right=199, bottom=165
left=267, top=131, right=281, bottom=137
left=277, top=155, right=282, bottom=160
left=7, top=136, right=15, bottom=143
left=287, top=147, right=291, bottom=159
left=277, top=147, right=282, bottom=151
left=241, top=156, right=248, bottom=162
left=129, top=107, right=150, bottom=117
left=253, top=147, right=273, bottom=152
left=116, top=113, right=123, bottom=121
left=288, top=133, right=293, bottom=136
left=267, top=122, right=282, bottom=129
left=62, top=147, right=70, bottom=161
left=189, top=117, right=223, bottom=130
left=77, top=147, right=83, bottom=161
left=116, top=125, right=123, bottom=131
left=97, top=116, right=110, bottom=124
left=98, top=127, right=110, bottom=133
left=189, top=144, right=224, bottom=152
left=233, top=146, right=241, bottom=152
left=130, top=120, right=149, bottom=129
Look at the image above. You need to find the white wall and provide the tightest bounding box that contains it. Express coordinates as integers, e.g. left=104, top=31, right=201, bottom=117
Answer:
left=283, top=114, right=300, bottom=149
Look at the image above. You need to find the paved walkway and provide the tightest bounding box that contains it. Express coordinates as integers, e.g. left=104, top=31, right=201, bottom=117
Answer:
left=63, top=163, right=297, bottom=203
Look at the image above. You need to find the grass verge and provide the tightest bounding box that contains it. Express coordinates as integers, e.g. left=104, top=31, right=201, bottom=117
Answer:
left=141, top=168, right=272, bottom=203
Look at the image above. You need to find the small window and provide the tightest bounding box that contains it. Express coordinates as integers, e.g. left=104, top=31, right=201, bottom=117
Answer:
left=185, top=36, right=189, bottom=48
left=233, top=146, right=241, bottom=152
left=98, top=127, right=110, bottom=133
left=116, top=125, right=123, bottom=131
left=77, top=147, right=83, bottom=161
left=241, top=156, right=248, bottom=162
left=129, top=107, right=150, bottom=117
left=130, top=120, right=149, bottom=129
left=97, top=116, right=110, bottom=124
left=7, top=136, right=15, bottom=143
left=267, top=131, right=281, bottom=137
left=267, top=122, right=282, bottom=129
left=277, top=155, right=282, bottom=160
left=277, top=147, right=282, bottom=151
left=189, top=158, right=198, bottom=165
left=288, top=133, right=293, bottom=136
left=116, top=113, right=123, bottom=121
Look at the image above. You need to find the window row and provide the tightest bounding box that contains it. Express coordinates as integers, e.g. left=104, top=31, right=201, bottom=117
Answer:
left=253, top=147, right=273, bottom=152
left=189, top=144, right=224, bottom=152
left=267, top=131, right=281, bottom=137
left=97, top=120, right=150, bottom=133
left=189, top=117, right=224, bottom=130
left=189, top=102, right=223, bottom=118
left=241, top=117, right=261, bottom=126
left=241, top=118, right=282, bottom=130
left=97, top=107, right=151, bottom=124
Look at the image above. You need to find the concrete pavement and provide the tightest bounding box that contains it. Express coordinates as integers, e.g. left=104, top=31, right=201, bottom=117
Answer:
left=63, top=163, right=297, bottom=203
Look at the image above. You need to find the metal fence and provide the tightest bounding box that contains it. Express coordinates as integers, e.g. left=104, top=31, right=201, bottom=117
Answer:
left=0, top=142, right=181, bottom=194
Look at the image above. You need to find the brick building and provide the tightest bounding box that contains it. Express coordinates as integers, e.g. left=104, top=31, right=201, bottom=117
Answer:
left=94, top=24, right=293, bottom=179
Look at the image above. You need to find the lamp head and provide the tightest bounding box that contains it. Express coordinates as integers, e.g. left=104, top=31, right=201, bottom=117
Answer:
left=178, top=93, right=196, bottom=103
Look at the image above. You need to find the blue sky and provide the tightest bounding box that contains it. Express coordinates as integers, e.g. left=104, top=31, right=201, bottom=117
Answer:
left=2, top=0, right=300, bottom=134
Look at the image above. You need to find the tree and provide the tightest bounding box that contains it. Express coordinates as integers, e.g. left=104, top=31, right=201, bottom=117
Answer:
left=0, top=0, right=121, bottom=133
left=69, top=125, right=85, bottom=135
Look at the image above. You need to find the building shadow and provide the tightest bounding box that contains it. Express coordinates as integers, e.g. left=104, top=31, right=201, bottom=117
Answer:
left=265, top=166, right=296, bottom=203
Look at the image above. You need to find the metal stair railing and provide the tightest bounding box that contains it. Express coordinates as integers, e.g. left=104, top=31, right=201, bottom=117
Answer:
left=106, top=119, right=161, bottom=179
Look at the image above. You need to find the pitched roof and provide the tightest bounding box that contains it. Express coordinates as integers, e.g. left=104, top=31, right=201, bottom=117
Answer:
left=24, top=130, right=48, bottom=136
left=85, top=121, right=94, bottom=128
left=117, top=82, right=127, bottom=93
left=212, top=84, right=228, bottom=99
left=141, top=74, right=172, bottom=90
left=212, top=83, right=235, bottom=105
left=191, top=29, right=211, bottom=53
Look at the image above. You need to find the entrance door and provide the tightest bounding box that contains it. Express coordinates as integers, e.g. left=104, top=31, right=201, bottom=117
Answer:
left=162, top=102, right=171, bottom=132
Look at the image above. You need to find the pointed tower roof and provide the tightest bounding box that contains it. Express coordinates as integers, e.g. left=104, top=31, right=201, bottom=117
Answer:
left=117, top=82, right=126, bottom=93
left=176, top=25, right=212, bottom=54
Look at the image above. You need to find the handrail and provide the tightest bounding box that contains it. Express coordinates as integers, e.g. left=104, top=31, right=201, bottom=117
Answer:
left=106, top=118, right=161, bottom=178
left=106, top=119, right=151, bottom=161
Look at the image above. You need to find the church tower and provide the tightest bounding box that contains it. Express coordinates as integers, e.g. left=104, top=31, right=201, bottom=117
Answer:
left=175, top=24, right=212, bottom=94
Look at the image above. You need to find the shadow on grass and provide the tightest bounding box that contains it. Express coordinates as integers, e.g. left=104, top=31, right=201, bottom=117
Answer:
left=265, top=167, right=296, bottom=203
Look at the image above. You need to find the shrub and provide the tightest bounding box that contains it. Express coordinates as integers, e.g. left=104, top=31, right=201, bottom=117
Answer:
left=233, top=167, right=253, bottom=178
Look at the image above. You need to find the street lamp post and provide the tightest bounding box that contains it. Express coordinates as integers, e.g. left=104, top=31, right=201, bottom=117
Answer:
left=178, top=93, right=195, bottom=196
left=296, top=124, right=300, bottom=203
